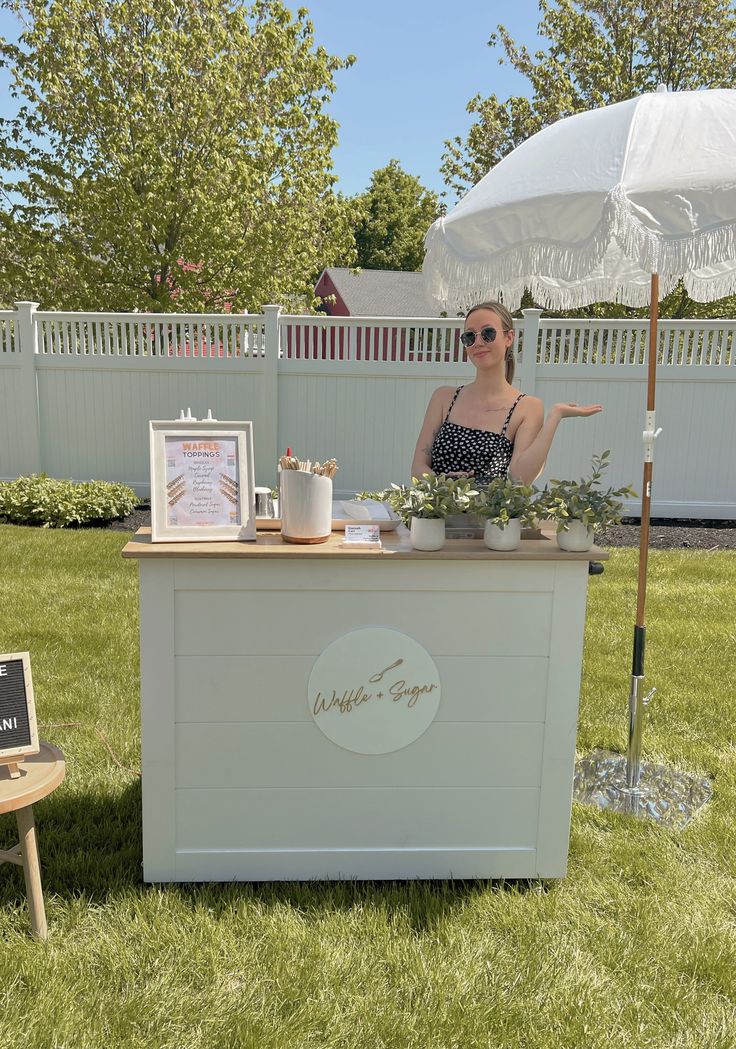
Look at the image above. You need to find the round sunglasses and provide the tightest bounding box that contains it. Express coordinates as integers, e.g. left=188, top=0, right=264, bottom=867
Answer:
left=459, top=325, right=510, bottom=349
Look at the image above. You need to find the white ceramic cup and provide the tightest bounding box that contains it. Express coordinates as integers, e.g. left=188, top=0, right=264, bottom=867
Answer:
left=254, top=486, right=275, bottom=517
left=280, top=471, right=332, bottom=543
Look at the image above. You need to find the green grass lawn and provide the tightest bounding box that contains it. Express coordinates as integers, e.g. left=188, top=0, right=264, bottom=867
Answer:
left=1, top=525, right=734, bottom=1049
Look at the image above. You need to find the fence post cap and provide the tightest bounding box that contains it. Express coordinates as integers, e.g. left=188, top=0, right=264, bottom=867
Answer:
left=521, top=308, right=543, bottom=318
left=14, top=301, right=40, bottom=309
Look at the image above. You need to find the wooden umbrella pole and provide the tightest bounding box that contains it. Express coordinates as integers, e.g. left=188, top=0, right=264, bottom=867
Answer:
left=627, top=272, right=660, bottom=789
left=636, top=272, right=659, bottom=630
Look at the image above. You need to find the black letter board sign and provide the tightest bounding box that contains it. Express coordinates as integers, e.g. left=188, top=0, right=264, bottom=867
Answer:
left=0, top=652, right=39, bottom=760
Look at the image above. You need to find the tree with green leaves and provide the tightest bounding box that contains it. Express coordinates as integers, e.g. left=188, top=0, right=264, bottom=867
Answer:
left=442, top=0, right=736, bottom=198
left=350, top=160, right=443, bottom=272
left=0, top=0, right=356, bottom=311
left=441, top=0, right=736, bottom=318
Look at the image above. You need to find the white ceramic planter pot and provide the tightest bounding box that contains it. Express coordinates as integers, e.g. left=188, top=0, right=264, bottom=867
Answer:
left=556, top=520, right=594, bottom=551
left=484, top=518, right=522, bottom=551
left=280, top=471, right=332, bottom=544
left=410, top=517, right=446, bottom=551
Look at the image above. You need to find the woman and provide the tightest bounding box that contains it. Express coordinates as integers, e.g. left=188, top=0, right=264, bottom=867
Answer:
left=411, top=302, right=602, bottom=486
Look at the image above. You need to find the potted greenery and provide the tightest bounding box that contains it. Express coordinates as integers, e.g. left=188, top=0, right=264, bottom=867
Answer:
left=538, top=451, right=636, bottom=551
left=401, top=475, right=477, bottom=550
left=471, top=476, right=537, bottom=551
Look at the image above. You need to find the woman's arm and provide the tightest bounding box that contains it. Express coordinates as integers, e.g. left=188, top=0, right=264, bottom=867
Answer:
left=410, top=387, right=450, bottom=478
left=509, top=402, right=603, bottom=484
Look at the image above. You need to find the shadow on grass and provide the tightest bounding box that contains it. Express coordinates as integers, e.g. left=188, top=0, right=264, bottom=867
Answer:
left=156, top=877, right=549, bottom=937
left=0, top=778, right=143, bottom=903
left=1, top=778, right=546, bottom=925
left=220, top=876, right=549, bottom=931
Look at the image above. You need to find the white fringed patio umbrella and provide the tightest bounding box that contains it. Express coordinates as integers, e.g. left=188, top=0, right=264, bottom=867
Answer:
left=423, top=86, right=736, bottom=824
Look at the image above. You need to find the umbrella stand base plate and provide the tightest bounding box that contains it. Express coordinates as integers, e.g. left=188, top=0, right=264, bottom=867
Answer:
left=573, top=749, right=712, bottom=829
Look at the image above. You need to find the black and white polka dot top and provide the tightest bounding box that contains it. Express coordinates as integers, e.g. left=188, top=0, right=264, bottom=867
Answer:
left=430, top=387, right=526, bottom=483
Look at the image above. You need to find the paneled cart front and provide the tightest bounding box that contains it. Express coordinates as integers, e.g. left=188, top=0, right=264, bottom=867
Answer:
left=123, top=528, right=607, bottom=881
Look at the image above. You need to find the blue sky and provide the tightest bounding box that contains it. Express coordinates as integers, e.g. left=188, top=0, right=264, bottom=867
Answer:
left=298, top=1, right=543, bottom=199
left=0, top=2, right=543, bottom=201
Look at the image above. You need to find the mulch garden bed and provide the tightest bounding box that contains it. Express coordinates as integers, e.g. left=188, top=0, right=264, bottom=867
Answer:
left=597, top=519, right=736, bottom=551
left=107, top=506, right=736, bottom=551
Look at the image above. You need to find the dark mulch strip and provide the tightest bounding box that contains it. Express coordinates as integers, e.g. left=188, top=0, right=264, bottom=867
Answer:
left=106, top=506, right=153, bottom=534
left=103, top=506, right=736, bottom=551
left=597, top=518, right=736, bottom=551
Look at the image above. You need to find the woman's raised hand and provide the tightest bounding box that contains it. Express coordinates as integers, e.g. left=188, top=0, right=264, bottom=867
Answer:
left=551, top=402, right=603, bottom=419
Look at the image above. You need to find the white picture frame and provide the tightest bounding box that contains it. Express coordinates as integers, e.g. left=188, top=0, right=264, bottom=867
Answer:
left=149, top=420, right=256, bottom=542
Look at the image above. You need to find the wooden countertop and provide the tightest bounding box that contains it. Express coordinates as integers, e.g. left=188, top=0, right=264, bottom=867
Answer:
left=122, top=526, right=608, bottom=562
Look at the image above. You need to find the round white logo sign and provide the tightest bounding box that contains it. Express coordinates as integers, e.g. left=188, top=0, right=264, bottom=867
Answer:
left=307, top=628, right=441, bottom=754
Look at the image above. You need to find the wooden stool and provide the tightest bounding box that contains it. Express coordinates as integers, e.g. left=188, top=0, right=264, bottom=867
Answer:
left=0, top=741, right=65, bottom=940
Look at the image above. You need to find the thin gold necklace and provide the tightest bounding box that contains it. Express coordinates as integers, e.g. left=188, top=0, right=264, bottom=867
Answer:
left=460, top=387, right=513, bottom=412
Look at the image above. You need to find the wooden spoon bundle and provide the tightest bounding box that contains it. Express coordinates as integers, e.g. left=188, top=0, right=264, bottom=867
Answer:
left=278, top=455, right=338, bottom=478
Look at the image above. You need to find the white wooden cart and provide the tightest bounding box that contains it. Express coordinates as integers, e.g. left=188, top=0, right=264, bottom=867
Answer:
left=123, top=527, right=606, bottom=881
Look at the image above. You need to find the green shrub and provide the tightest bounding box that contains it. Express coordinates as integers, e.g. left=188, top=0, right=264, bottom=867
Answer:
left=0, top=474, right=139, bottom=528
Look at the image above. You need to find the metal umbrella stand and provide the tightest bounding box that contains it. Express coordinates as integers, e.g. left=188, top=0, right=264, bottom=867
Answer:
left=573, top=272, right=712, bottom=829
left=423, top=86, right=736, bottom=828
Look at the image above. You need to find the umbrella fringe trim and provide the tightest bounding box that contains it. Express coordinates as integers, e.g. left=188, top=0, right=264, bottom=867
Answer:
left=525, top=277, right=674, bottom=311
left=685, top=272, right=736, bottom=302
left=423, top=218, right=615, bottom=312
left=424, top=185, right=736, bottom=312
left=611, top=185, right=736, bottom=281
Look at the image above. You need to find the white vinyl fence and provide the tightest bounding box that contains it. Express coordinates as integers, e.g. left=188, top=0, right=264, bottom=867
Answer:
left=1, top=301, right=735, bottom=518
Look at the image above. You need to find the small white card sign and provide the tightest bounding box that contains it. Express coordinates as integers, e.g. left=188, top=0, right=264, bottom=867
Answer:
left=307, top=628, right=441, bottom=754
left=342, top=524, right=382, bottom=546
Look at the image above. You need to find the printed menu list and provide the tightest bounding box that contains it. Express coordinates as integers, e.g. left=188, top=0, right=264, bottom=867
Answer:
left=165, top=437, right=241, bottom=527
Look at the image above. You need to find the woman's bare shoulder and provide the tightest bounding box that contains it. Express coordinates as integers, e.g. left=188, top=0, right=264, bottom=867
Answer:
left=508, top=394, right=543, bottom=439
left=519, top=393, right=544, bottom=418
left=427, top=385, right=458, bottom=410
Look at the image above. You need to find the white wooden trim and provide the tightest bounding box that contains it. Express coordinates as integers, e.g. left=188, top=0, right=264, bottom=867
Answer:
left=173, top=848, right=538, bottom=881
left=172, top=558, right=557, bottom=591
left=173, top=724, right=546, bottom=788
left=175, top=787, right=540, bottom=850
left=535, top=563, right=590, bottom=877
left=139, top=561, right=177, bottom=881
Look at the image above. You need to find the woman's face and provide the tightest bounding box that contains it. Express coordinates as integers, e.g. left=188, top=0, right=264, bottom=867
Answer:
left=462, top=308, right=514, bottom=370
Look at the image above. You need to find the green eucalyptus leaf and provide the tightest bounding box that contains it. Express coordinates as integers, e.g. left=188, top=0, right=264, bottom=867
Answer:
left=538, top=452, right=636, bottom=530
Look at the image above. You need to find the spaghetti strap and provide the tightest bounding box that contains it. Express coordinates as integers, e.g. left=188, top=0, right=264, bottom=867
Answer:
left=444, top=386, right=464, bottom=422
left=500, top=393, right=526, bottom=437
